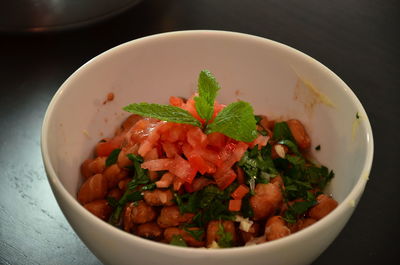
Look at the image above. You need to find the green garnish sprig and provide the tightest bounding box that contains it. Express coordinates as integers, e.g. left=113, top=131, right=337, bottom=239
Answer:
left=123, top=70, right=257, bottom=142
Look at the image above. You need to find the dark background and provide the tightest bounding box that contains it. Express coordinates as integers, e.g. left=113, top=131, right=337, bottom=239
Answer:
left=0, top=0, right=399, bottom=264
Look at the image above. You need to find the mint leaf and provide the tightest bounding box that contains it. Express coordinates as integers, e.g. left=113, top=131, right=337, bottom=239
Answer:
left=195, top=70, right=221, bottom=121
left=123, top=103, right=201, bottom=127
left=273, top=122, right=295, bottom=142
left=198, top=70, right=220, bottom=106
left=206, top=101, right=257, bottom=142
left=194, top=96, right=213, bottom=122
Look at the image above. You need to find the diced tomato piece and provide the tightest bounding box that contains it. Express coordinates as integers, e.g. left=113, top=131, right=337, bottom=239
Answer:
left=169, top=96, right=184, bottom=107
left=181, top=98, right=204, bottom=123
left=249, top=135, right=269, bottom=149
left=187, top=126, right=208, bottom=148
left=214, top=168, right=237, bottom=190
left=156, top=172, right=175, bottom=188
left=161, top=123, right=187, bottom=143
left=95, top=140, right=121, bottom=157
left=144, top=147, right=159, bottom=161
left=235, top=165, right=246, bottom=185
left=173, top=177, right=184, bottom=191
left=184, top=182, right=195, bottom=193
left=229, top=199, right=242, bottom=212
left=191, top=177, right=215, bottom=192
left=169, top=155, right=197, bottom=183
left=182, top=144, right=216, bottom=174
left=217, top=142, right=248, bottom=171
left=162, top=141, right=181, bottom=158
left=231, top=184, right=249, bottom=200
left=207, top=132, right=226, bottom=149
left=141, top=158, right=173, bottom=171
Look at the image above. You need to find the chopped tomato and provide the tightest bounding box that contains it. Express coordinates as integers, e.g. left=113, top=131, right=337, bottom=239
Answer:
left=169, top=96, right=184, bottom=107
left=181, top=98, right=204, bottom=124
left=184, top=182, right=195, bottom=193
left=156, top=172, right=175, bottom=188
left=207, top=132, right=226, bottom=149
left=249, top=134, right=269, bottom=149
left=161, top=142, right=181, bottom=158
left=182, top=144, right=216, bottom=174
left=217, top=142, right=248, bottom=171
left=235, top=165, right=246, bottom=185
left=141, top=158, right=173, bottom=171
left=187, top=126, right=208, bottom=148
left=169, top=155, right=197, bottom=183
left=214, top=168, right=237, bottom=190
left=161, top=123, right=187, bottom=143
left=231, top=184, right=249, bottom=200
left=143, top=147, right=159, bottom=161
left=95, top=140, right=121, bottom=157
left=229, top=199, right=242, bottom=212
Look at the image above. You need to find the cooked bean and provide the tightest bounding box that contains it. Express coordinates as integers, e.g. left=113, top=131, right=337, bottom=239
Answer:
left=164, top=227, right=205, bottom=247
left=118, top=178, right=131, bottom=191
left=83, top=199, right=112, bottom=220
left=88, top=156, right=107, bottom=174
left=157, top=206, right=194, bottom=228
left=107, top=188, right=122, bottom=201
left=289, top=218, right=317, bottom=233
left=155, top=172, right=175, bottom=188
left=250, top=183, right=283, bottom=220
left=103, top=164, right=122, bottom=188
left=81, top=158, right=94, bottom=178
left=77, top=173, right=108, bottom=204
left=129, top=201, right=157, bottom=224
left=135, top=222, right=163, bottom=239
left=265, top=216, right=291, bottom=241
left=286, top=119, right=311, bottom=150
left=309, top=194, right=338, bottom=220
left=143, top=189, right=174, bottom=206
left=206, top=220, right=237, bottom=247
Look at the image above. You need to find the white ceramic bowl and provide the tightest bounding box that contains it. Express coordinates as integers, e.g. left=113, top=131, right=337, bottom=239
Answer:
left=41, top=31, right=373, bottom=265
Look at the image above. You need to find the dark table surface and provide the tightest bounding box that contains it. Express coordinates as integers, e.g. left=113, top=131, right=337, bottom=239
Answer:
left=0, top=0, right=399, bottom=264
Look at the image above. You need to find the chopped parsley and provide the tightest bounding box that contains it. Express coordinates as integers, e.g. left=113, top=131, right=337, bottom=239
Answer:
left=170, top=235, right=187, bottom=247
left=217, top=222, right=233, bottom=248
left=105, top=148, right=121, bottom=167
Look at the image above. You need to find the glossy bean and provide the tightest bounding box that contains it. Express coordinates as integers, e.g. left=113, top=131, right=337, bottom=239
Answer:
left=286, top=119, right=311, bottom=150
left=77, top=173, right=108, bottom=204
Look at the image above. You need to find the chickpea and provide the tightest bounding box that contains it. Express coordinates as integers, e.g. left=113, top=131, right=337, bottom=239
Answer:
left=81, top=158, right=94, bottom=178
left=250, top=183, right=283, bottom=220
left=88, top=156, right=107, bottom=174
left=309, top=194, right=338, bottom=220
left=157, top=206, right=194, bottom=228
left=286, top=119, right=311, bottom=150
left=164, top=227, right=205, bottom=247
left=103, top=164, right=122, bottom=189
left=135, top=223, right=163, bottom=239
left=77, top=173, right=108, bottom=204
left=206, top=220, right=237, bottom=247
left=83, top=199, right=112, bottom=220
left=265, top=216, right=291, bottom=241
left=143, top=189, right=174, bottom=206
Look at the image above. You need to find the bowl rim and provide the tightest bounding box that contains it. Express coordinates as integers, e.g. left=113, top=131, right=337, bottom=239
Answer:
left=41, top=30, right=374, bottom=256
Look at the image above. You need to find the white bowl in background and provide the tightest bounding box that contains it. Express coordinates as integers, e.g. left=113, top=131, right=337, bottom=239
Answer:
left=41, top=30, right=373, bottom=265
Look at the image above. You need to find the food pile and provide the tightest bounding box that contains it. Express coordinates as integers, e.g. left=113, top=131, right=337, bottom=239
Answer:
left=78, top=70, right=337, bottom=248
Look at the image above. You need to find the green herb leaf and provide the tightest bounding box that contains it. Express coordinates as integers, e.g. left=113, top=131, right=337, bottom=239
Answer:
left=195, top=70, right=221, bottom=122
left=123, top=103, right=201, bottom=127
left=278, top=139, right=301, bottom=156
left=106, top=148, right=121, bottom=167
left=106, top=196, right=119, bottom=208
left=273, top=122, right=295, bottom=142
left=127, top=154, right=150, bottom=190
left=206, top=101, right=257, bottom=142
left=170, top=235, right=187, bottom=247
left=183, top=227, right=204, bottom=241
left=217, top=222, right=233, bottom=248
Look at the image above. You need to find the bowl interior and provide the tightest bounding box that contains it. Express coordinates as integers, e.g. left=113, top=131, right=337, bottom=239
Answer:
left=44, top=31, right=372, bottom=218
